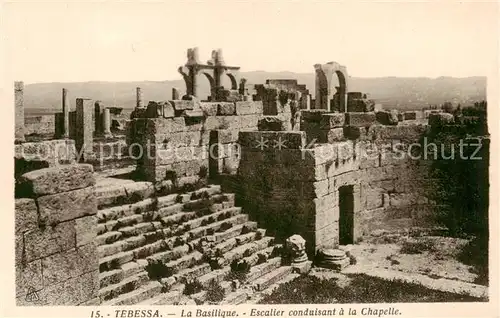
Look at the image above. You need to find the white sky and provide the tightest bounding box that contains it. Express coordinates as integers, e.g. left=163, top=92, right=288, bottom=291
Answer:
left=2, top=1, right=498, bottom=84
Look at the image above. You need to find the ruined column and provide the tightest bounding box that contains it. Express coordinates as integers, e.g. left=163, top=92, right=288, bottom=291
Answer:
left=172, top=87, right=180, bottom=100
left=15, top=81, right=25, bottom=143
left=75, top=98, right=93, bottom=160
left=62, top=88, right=70, bottom=138
left=94, top=101, right=103, bottom=135
left=102, top=108, right=112, bottom=138
left=136, top=87, right=144, bottom=109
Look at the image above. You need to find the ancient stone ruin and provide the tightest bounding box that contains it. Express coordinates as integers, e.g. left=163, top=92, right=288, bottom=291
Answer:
left=14, top=48, right=489, bottom=305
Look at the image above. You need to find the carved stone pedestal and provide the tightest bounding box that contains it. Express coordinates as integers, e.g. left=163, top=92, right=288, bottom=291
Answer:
left=318, top=248, right=350, bottom=271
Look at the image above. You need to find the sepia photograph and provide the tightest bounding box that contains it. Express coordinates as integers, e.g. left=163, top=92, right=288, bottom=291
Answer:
left=2, top=0, right=498, bottom=316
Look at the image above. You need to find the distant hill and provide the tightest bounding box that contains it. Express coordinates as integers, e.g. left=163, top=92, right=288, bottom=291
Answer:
left=23, top=72, right=486, bottom=114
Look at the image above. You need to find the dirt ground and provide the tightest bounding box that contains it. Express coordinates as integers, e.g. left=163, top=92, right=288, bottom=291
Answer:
left=346, top=234, right=481, bottom=284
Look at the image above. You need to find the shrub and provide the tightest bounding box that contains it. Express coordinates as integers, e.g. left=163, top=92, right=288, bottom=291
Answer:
left=205, top=280, right=225, bottom=303
left=183, top=279, right=204, bottom=296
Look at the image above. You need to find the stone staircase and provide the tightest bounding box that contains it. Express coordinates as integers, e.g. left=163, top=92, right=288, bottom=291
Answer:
left=94, top=179, right=299, bottom=305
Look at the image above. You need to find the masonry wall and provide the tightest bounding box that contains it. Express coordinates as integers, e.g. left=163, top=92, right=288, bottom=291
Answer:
left=24, top=115, right=56, bottom=136
left=237, top=111, right=439, bottom=255
left=15, top=164, right=99, bottom=305
left=132, top=100, right=265, bottom=193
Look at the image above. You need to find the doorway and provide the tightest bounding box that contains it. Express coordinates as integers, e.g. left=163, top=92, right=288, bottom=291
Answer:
left=339, top=185, right=354, bottom=245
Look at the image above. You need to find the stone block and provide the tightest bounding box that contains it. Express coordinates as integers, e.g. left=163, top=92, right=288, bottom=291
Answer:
left=37, top=187, right=96, bottom=225
left=319, top=128, right=345, bottom=143
left=235, top=101, right=263, bottom=115
left=315, top=223, right=338, bottom=248
left=301, top=110, right=328, bottom=122
left=75, top=216, right=97, bottom=247
left=239, top=131, right=306, bottom=149
left=42, top=271, right=99, bottom=305
left=217, top=102, right=236, bottom=115
left=320, top=113, right=345, bottom=129
left=18, top=164, right=95, bottom=196
left=41, top=243, right=98, bottom=286
left=199, top=103, right=218, bottom=116
left=240, top=114, right=260, bottom=128
left=170, top=100, right=198, bottom=111
left=146, top=117, right=186, bottom=134
left=258, top=117, right=286, bottom=131
left=429, top=113, right=454, bottom=127
left=24, top=220, right=76, bottom=262
left=375, top=110, right=399, bottom=125
left=16, top=259, right=43, bottom=298
left=345, top=112, right=376, bottom=127
left=210, top=129, right=239, bottom=145
left=403, top=111, right=417, bottom=120
left=15, top=198, right=39, bottom=234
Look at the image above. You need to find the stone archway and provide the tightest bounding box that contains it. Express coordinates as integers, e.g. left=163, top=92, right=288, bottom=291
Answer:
left=314, top=62, right=349, bottom=112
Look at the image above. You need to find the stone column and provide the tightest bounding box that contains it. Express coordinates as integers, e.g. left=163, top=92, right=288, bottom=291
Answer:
left=136, top=87, right=144, bottom=109
left=75, top=98, right=93, bottom=160
left=15, top=81, right=25, bottom=143
left=102, top=108, right=112, bottom=138
left=172, top=87, right=180, bottom=100
left=94, top=101, right=103, bottom=135
left=62, top=88, right=70, bottom=138
left=15, top=164, right=99, bottom=305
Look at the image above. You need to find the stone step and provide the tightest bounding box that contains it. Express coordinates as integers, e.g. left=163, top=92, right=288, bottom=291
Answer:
left=101, top=281, right=163, bottom=306
left=220, top=289, right=250, bottom=305
left=213, top=231, right=263, bottom=256
left=252, top=266, right=293, bottom=292
left=240, top=245, right=278, bottom=268
left=98, top=211, right=248, bottom=260
left=98, top=229, right=167, bottom=258
left=163, top=251, right=205, bottom=275
left=136, top=286, right=184, bottom=305
left=99, top=261, right=144, bottom=289
left=99, top=271, right=149, bottom=302
left=182, top=207, right=242, bottom=232
left=173, top=264, right=212, bottom=284
left=246, top=273, right=300, bottom=305
left=100, top=250, right=135, bottom=272
left=97, top=198, right=156, bottom=223
left=95, top=181, right=154, bottom=209
left=245, top=257, right=283, bottom=282
left=97, top=214, right=144, bottom=235
left=96, top=231, right=123, bottom=246
left=186, top=214, right=250, bottom=242
left=198, top=267, right=232, bottom=288
left=147, top=244, right=191, bottom=265
left=222, top=237, right=275, bottom=266
left=214, top=222, right=258, bottom=242
left=182, top=194, right=230, bottom=211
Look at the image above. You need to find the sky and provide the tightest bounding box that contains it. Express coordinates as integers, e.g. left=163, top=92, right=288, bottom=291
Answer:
left=2, top=1, right=499, bottom=84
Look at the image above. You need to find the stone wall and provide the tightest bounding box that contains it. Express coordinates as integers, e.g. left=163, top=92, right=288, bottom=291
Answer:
left=236, top=112, right=439, bottom=255
left=15, top=164, right=99, bottom=305
left=130, top=100, right=266, bottom=193
left=24, top=115, right=56, bottom=136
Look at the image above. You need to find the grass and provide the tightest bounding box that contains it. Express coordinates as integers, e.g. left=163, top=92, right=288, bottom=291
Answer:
left=457, top=236, right=489, bottom=286
left=258, top=274, right=486, bottom=304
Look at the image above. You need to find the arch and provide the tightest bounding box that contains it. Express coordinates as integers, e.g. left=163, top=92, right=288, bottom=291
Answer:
left=201, top=71, right=216, bottom=101
left=225, top=71, right=239, bottom=90
left=314, top=62, right=349, bottom=112
left=178, top=66, right=193, bottom=96
left=315, top=67, right=329, bottom=110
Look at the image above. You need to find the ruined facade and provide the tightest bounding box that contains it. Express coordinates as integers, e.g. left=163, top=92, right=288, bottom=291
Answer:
left=13, top=48, right=489, bottom=305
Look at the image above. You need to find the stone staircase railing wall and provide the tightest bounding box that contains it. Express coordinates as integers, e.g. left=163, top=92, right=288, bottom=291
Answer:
left=15, top=164, right=99, bottom=305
